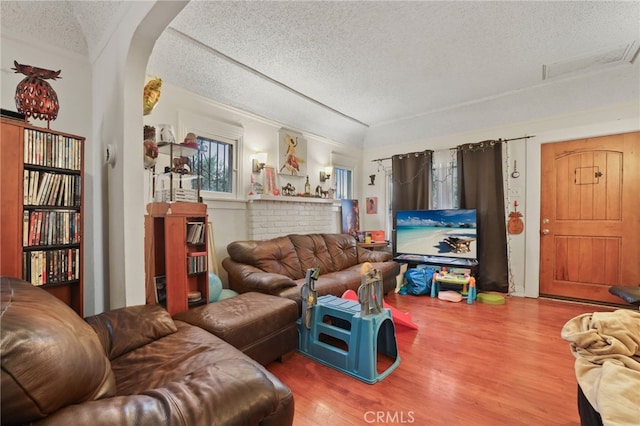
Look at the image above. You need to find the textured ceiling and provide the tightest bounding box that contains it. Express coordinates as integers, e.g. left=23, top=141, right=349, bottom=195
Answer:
left=0, top=1, right=127, bottom=59
left=2, top=1, right=639, bottom=148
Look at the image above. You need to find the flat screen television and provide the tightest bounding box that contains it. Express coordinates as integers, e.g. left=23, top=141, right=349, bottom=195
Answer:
left=394, top=209, right=477, bottom=260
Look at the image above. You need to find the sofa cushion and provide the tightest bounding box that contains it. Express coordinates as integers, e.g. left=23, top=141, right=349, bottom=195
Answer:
left=39, top=362, right=285, bottom=426
left=290, top=234, right=337, bottom=274
left=108, top=321, right=293, bottom=424
left=227, top=237, right=304, bottom=279
left=323, top=233, right=360, bottom=271
left=0, top=277, right=116, bottom=425
left=86, top=304, right=178, bottom=360
left=37, top=323, right=295, bottom=426
left=175, top=292, right=299, bottom=365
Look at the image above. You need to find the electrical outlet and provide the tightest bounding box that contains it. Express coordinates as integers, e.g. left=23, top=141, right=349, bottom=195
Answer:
left=510, top=188, right=522, bottom=197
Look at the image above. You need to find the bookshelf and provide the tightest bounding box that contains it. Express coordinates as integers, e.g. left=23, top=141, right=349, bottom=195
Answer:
left=0, top=117, right=84, bottom=315
left=144, top=202, right=209, bottom=316
left=152, top=142, right=201, bottom=203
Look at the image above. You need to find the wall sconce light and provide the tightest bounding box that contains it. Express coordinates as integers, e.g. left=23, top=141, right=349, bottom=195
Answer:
left=319, top=165, right=333, bottom=182
left=252, top=152, right=267, bottom=173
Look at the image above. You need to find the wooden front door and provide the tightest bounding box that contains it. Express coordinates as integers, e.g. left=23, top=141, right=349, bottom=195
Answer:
left=539, top=132, right=640, bottom=304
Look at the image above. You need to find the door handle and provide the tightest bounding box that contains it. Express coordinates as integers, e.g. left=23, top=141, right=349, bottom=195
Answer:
left=542, top=229, right=550, bottom=235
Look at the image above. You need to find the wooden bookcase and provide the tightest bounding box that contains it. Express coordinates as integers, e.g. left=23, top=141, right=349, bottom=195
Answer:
left=0, top=117, right=84, bottom=315
left=145, top=202, right=209, bottom=316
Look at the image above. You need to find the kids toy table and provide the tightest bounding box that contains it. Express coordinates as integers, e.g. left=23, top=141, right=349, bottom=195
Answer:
left=430, top=268, right=477, bottom=304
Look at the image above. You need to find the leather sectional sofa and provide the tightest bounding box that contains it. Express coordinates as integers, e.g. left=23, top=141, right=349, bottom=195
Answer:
left=0, top=277, right=294, bottom=425
left=222, top=233, right=400, bottom=309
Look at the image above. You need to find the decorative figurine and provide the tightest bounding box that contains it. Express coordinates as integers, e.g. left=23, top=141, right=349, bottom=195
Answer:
left=143, top=125, right=158, bottom=169
left=12, top=60, right=61, bottom=128
left=172, top=156, right=190, bottom=174
left=252, top=181, right=264, bottom=195
left=315, top=185, right=328, bottom=198
left=143, top=77, right=162, bottom=115
left=181, top=132, right=198, bottom=149
left=508, top=200, right=524, bottom=234
left=282, top=183, right=296, bottom=196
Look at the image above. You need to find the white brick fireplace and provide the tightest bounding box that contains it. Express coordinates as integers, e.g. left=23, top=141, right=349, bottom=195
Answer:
left=246, top=196, right=342, bottom=240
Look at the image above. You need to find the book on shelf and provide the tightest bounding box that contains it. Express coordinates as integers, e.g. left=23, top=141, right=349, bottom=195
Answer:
left=23, top=211, right=29, bottom=246
left=34, top=172, right=47, bottom=205
left=187, top=252, right=207, bottom=274
left=34, top=211, right=43, bottom=247
left=186, top=222, right=205, bottom=244
left=24, top=248, right=80, bottom=285
left=26, top=170, right=35, bottom=204
left=39, top=212, right=49, bottom=246
left=154, top=275, right=167, bottom=306
left=188, top=251, right=207, bottom=257
left=23, top=172, right=81, bottom=208
left=46, top=174, right=58, bottom=205
left=23, top=129, right=82, bottom=171
left=23, top=170, right=29, bottom=204
left=23, top=210, right=81, bottom=247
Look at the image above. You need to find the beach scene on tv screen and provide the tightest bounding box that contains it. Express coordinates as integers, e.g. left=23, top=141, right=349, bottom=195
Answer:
left=396, top=209, right=477, bottom=259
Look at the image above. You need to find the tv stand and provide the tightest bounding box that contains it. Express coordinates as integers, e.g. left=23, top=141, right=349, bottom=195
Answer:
left=394, top=254, right=478, bottom=276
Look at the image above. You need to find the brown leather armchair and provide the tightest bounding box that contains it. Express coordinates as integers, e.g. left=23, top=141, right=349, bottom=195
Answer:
left=222, top=233, right=400, bottom=309
left=0, top=277, right=294, bottom=425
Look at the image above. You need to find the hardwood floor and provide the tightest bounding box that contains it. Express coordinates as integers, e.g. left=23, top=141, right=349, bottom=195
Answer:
left=267, top=293, right=618, bottom=426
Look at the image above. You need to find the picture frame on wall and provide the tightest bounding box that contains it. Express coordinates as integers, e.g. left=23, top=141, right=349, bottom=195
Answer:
left=264, top=166, right=277, bottom=195
left=278, top=128, right=306, bottom=176
left=366, top=197, right=378, bottom=214
left=341, top=199, right=360, bottom=239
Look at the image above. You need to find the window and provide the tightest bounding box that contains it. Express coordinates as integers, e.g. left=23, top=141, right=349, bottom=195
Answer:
left=334, top=167, right=353, bottom=199
left=431, top=149, right=458, bottom=209
left=194, top=136, right=233, bottom=193
left=179, top=111, right=242, bottom=200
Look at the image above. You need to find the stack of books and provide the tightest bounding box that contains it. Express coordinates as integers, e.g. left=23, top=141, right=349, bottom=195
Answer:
left=154, top=188, right=197, bottom=202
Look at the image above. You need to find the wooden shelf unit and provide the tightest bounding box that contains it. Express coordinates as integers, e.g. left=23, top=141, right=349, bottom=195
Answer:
left=145, top=202, right=209, bottom=316
left=0, top=117, right=84, bottom=315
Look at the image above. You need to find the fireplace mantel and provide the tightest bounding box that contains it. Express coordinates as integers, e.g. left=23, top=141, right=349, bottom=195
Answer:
left=247, top=194, right=340, bottom=205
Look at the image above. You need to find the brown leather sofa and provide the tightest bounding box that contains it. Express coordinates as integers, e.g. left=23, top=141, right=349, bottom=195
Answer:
left=0, top=277, right=294, bottom=425
left=222, top=233, right=400, bottom=309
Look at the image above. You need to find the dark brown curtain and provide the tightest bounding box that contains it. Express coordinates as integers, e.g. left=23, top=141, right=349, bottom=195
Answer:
left=457, top=141, right=508, bottom=292
left=391, top=151, right=432, bottom=211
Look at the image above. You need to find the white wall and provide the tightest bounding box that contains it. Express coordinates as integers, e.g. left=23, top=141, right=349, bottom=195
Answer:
left=1, top=35, right=98, bottom=312
left=88, top=1, right=190, bottom=313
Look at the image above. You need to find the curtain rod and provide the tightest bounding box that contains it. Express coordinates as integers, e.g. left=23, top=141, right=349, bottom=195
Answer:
left=370, top=150, right=431, bottom=162
left=503, top=135, right=535, bottom=142
left=371, top=134, right=536, bottom=162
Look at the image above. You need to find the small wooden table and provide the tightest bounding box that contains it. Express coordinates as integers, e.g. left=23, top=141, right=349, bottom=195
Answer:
left=357, top=241, right=388, bottom=250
